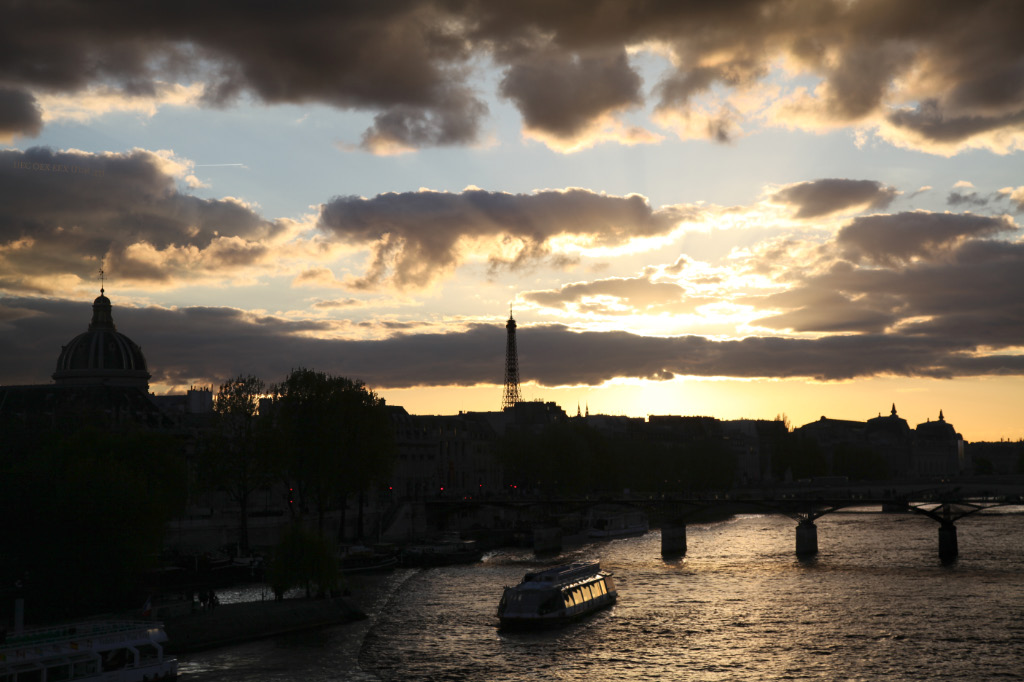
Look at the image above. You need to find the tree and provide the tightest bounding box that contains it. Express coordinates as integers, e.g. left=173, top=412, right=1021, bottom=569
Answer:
left=1, top=428, right=187, bottom=619
left=268, top=524, right=338, bottom=599
left=271, top=368, right=395, bottom=539
left=201, top=374, right=276, bottom=552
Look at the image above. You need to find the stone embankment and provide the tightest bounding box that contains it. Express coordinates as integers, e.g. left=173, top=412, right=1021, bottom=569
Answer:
left=163, top=597, right=365, bottom=654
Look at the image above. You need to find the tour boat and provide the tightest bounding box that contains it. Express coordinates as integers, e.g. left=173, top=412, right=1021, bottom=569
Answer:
left=0, top=620, right=177, bottom=681
left=496, top=562, right=617, bottom=629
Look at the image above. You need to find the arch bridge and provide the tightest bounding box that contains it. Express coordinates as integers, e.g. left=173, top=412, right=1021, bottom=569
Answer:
left=422, top=489, right=1021, bottom=563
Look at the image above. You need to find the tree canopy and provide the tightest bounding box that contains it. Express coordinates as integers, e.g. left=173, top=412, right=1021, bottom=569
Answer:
left=271, top=368, right=395, bottom=536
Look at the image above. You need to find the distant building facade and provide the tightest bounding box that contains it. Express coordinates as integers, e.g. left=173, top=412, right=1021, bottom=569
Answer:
left=794, top=405, right=965, bottom=479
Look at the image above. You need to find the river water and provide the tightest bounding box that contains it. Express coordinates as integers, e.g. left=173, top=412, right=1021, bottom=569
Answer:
left=179, top=509, right=1024, bottom=681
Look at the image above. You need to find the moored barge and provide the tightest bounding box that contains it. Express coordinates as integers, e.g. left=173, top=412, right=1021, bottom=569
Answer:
left=1, top=619, right=177, bottom=681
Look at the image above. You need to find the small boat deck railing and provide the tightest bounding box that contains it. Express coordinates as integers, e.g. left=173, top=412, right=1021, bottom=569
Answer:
left=524, top=562, right=601, bottom=585
left=2, top=620, right=161, bottom=649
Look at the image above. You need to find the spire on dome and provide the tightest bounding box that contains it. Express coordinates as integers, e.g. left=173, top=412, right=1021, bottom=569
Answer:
left=89, top=269, right=115, bottom=331
left=938, top=410, right=945, bottom=422
left=891, top=403, right=897, bottom=416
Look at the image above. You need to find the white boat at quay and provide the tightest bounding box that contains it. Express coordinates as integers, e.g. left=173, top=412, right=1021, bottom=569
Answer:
left=1, top=619, right=177, bottom=681
left=587, top=510, right=648, bottom=538
left=496, top=562, right=617, bottom=630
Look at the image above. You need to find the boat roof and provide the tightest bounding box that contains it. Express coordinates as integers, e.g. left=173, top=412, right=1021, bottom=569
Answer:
left=520, top=562, right=603, bottom=587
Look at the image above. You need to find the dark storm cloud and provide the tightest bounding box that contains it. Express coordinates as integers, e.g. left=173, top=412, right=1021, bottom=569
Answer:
left=499, top=48, right=643, bottom=138
left=4, top=295, right=1017, bottom=393
left=0, top=86, right=42, bottom=138
left=772, top=179, right=899, bottom=219
left=836, top=211, right=1015, bottom=265
left=0, top=1, right=486, bottom=150
left=0, top=147, right=282, bottom=289
left=753, top=232, right=1024, bottom=344
left=317, top=188, right=687, bottom=288
left=4, top=1, right=1023, bottom=150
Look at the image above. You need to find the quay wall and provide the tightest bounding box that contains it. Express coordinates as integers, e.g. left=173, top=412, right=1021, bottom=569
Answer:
left=163, top=597, right=365, bottom=654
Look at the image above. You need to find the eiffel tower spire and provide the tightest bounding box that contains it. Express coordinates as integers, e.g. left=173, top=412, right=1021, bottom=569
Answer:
left=502, top=307, right=522, bottom=410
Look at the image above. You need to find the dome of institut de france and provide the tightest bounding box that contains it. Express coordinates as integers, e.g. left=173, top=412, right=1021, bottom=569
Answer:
left=52, top=286, right=150, bottom=391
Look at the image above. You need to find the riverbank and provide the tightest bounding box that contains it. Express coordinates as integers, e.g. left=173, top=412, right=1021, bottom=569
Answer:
left=163, top=596, right=365, bottom=654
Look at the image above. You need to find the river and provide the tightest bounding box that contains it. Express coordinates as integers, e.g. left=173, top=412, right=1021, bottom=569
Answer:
left=178, top=509, right=1024, bottom=680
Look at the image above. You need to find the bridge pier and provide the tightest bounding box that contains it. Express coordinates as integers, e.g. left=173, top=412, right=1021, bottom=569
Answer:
left=796, top=519, right=818, bottom=556
left=661, top=523, right=687, bottom=556
left=939, top=521, right=958, bottom=562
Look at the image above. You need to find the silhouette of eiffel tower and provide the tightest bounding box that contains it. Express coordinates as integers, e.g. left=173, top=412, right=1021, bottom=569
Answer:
left=502, top=307, right=522, bottom=410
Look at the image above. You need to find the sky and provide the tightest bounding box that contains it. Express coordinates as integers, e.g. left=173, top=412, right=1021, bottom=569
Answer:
left=1, top=0, right=1023, bottom=441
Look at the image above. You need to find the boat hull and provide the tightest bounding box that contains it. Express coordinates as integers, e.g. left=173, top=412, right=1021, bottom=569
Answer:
left=499, top=593, right=616, bottom=630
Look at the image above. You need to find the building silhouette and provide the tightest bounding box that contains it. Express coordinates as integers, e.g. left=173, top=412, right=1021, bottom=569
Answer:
left=794, top=404, right=965, bottom=478
left=0, top=287, right=171, bottom=433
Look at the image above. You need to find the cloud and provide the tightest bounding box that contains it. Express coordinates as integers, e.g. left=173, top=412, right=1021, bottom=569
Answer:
left=521, top=274, right=710, bottom=316
left=499, top=47, right=644, bottom=142
left=0, top=147, right=287, bottom=293
left=771, top=179, right=899, bottom=219
left=0, top=86, right=43, bottom=140
left=747, top=230, right=1024, bottom=345
left=1, top=2, right=487, bottom=150
left=317, top=188, right=688, bottom=289
left=946, top=191, right=991, bottom=208
left=998, top=186, right=1024, bottom=212
left=751, top=289, right=900, bottom=334
left=836, top=211, right=1016, bottom=265
left=35, top=82, right=205, bottom=123
left=4, top=294, right=1023, bottom=396
left=3, top=1, right=1023, bottom=153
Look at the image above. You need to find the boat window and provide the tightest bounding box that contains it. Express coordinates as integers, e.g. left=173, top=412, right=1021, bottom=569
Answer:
left=539, top=594, right=562, bottom=615
left=582, top=585, right=595, bottom=601
left=101, top=648, right=129, bottom=671
left=136, top=643, right=160, bottom=662
left=72, top=660, right=97, bottom=678
left=15, top=671, right=42, bottom=682
left=46, top=664, right=71, bottom=682
left=595, top=580, right=606, bottom=596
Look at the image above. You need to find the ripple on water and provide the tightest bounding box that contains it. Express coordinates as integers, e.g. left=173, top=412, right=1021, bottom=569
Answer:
left=179, top=513, right=1024, bottom=681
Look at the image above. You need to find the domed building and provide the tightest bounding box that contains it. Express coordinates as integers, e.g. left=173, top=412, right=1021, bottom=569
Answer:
left=914, top=410, right=964, bottom=476
left=865, top=404, right=912, bottom=477
left=53, top=288, right=151, bottom=390
left=0, top=287, right=167, bottom=435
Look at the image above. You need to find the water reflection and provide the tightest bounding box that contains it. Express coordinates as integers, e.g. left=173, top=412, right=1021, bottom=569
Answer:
left=181, top=511, right=1024, bottom=681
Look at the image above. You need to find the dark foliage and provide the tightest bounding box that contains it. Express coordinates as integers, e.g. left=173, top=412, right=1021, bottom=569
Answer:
left=0, top=428, right=187, bottom=621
